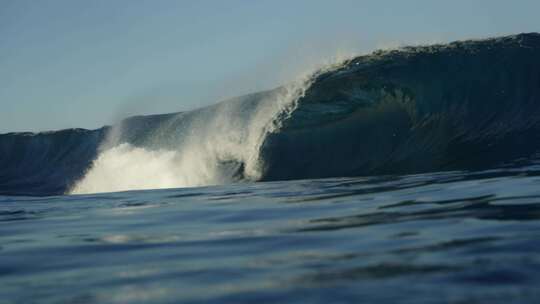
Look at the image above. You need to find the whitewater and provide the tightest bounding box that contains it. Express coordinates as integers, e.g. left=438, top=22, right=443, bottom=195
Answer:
left=69, top=65, right=325, bottom=194
left=2, top=33, right=540, bottom=303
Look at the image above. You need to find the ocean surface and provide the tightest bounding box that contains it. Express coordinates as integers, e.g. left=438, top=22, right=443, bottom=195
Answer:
left=2, top=33, right=540, bottom=303
left=2, top=164, right=540, bottom=303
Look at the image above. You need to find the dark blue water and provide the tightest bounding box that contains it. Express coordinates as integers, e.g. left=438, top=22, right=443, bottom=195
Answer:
left=3, top=163, right=540, bottom=303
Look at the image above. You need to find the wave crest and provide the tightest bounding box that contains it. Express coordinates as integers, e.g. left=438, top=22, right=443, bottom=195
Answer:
left=70, top=61, right=344, bottom=194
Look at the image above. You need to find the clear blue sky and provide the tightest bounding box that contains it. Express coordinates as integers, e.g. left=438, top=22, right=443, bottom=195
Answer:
left=1, top=0, right=539, bottom=133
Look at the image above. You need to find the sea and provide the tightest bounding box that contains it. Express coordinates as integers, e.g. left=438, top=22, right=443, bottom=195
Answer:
left=2, top=165, right=540, bottom=303
left=2, top=33, right=540, bottom=303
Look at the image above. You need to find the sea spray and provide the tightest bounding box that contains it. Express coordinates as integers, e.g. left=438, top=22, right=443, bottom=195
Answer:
left=70, top=61, right=346, bottom=194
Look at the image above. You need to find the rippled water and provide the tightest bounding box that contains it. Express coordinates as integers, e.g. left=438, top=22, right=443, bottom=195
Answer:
left=2, top=165, right=540, bottom=303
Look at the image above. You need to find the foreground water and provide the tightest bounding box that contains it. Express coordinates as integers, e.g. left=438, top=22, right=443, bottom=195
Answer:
left=2, top=164, right=540, bottom=303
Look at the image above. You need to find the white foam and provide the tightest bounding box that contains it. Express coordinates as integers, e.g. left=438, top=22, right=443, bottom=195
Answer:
left=70, top=60, right=346, bottom=194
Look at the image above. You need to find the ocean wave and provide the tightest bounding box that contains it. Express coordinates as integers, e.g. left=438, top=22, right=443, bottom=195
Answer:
left=2, top=33, right=540, bottom=196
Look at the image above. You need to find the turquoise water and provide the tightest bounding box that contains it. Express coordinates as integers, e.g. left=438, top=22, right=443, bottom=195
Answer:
left=2, top=165, right=540, bottom=303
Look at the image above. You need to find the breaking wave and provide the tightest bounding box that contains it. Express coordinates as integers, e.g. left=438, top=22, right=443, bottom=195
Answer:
left=2, top=33, right=540, bottom=196
left=70, top=63, right=337, bottom=194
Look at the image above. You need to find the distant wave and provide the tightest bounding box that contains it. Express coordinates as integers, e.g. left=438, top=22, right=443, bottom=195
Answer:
left=2, top=33, right=540, bottom=196
left=0, top=128, right=106, bottom=196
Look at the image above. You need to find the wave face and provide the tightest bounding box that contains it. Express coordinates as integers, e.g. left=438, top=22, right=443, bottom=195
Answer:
left=0, top=128, right=107, bottom=196
left=260, top=33, right=540, bottom=180
left=2, top=33, right=540, bottom=196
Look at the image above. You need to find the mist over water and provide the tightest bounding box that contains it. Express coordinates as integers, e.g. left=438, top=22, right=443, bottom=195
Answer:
left=70, top=61, right=346, bottom=194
